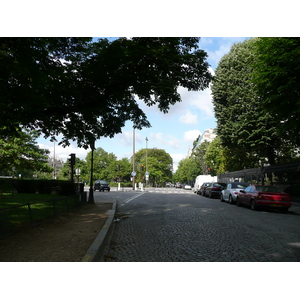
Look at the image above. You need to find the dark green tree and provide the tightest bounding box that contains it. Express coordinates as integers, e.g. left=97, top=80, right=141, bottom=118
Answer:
left=251, top=37, right=300, bottom=146
left=0, top=128, right=52, bottom=177
left=134, top=148, right=173, bottom=186
left=85, top=147, right=118, bottom=183
left=0, top=37, right=212, bottom=149
left=211, top=38, right=295, bottom=168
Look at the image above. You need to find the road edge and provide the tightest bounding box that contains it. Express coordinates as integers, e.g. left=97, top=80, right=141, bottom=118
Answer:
left=81, top=199, right=117, bottom=262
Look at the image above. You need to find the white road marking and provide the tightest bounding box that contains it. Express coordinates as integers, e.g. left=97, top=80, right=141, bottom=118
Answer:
left=122, top=193, right=145, bottom=205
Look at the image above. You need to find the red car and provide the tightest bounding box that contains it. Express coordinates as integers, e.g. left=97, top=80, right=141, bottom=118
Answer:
left=236, top=185, right=291, bottom=213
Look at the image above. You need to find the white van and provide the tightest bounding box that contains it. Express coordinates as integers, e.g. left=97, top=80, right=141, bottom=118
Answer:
left=193, top=175, right=218, bottom=194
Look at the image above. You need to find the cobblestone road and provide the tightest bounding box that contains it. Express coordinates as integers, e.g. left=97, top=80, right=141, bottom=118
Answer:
left=103, top=189, right=300, bottom=262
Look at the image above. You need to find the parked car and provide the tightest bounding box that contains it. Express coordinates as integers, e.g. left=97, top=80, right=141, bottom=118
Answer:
left=236, top=185, right=291, bottom=212
left=94, top=180, right=110, bottom=192
left=205, top=182, right=227, bottom=198
left=175, top=183, right=183, bottom=189
left=184, top=184, right=192, bottom=190
left=198, top=182, right=211, bottom=196
left=221, top=182, right=249, bottom=204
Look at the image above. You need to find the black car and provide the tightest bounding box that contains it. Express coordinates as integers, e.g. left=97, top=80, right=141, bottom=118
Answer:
left=94, top=180, right=110, bottom=192
left=198, top=182, right=211, bottom=196
left=205, top=182, right=227, bottom=198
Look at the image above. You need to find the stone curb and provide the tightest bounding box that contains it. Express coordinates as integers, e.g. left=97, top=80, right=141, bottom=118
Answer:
left=81, top=200, right=117, bottom=262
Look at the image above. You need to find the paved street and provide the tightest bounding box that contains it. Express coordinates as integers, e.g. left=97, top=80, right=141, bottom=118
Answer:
left=96, top=188, right=300, bottom=262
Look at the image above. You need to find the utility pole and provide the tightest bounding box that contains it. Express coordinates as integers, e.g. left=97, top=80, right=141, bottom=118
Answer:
left=146, top=137, right=148, bottom=187
left=132, top=127, right=136, bottom=190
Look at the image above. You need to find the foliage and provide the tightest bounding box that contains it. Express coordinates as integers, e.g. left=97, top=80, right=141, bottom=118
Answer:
left=251, top=37, right=300, bottom=146
left=133, top=148, right=173, bottom=186
left=0, top=128, right=52, bottom=177
left=0, top=37, right=212, bottom=149
left=203, top=137, right=226, bottom=176
left=191, top=140, right=210, bottom=175
left=211, top=38, right=297, bottom=168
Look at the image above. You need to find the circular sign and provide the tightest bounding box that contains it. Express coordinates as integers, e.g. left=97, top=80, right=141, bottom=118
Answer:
left=131, top=172, right=136, bottom=176
left=146, top=172, right=149, bottom=175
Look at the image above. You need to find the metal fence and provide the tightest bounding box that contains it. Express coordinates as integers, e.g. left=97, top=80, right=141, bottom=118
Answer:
left=0, top=195, right=82, bottom=238
left=217, top=162, right=300, bottom=197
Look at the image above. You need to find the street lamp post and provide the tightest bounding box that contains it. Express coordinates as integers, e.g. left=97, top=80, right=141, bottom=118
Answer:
left=132, top=127, right=136, bottom=190
left=146, top=137, right=148, bottom=187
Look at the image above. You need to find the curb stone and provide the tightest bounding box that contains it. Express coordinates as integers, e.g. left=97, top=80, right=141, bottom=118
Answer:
left=81, top=200, right=117, bottom=262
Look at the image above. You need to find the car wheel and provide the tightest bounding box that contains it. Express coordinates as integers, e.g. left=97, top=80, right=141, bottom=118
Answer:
left=220, top=194, right=224, bottom=202
left=229, top=195, right=233, bottom=204
left=250, top=199, right=257, bottom=210
left=236, top=197, right=241, bottom=206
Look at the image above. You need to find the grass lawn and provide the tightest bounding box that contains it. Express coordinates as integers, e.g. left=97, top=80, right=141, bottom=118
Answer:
left=0, top=193, right=80, bottom=237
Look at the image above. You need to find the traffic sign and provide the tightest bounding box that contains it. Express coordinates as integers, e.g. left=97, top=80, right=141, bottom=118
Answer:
left=146, top=172, right=149, bottom=176
left=131, top=171, right=136, bottom=176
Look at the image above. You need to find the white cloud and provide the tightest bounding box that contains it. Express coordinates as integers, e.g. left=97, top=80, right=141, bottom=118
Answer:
left=39, top=142, right=89, bottom=162
left=149, top=132, right=182, bottom=150
left=179, top=110, right=198, bottom=125
left=184, top=130, right=202, bottom=143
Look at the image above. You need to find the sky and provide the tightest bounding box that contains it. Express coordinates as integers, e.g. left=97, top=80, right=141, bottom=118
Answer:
left=36, top=37, right=249, bottom=171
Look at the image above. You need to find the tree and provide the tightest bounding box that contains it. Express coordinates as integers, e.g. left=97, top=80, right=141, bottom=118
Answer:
left=211, top=39, right=295, bottom=168
left=134, top=148, right=173, bottom=186
left=57, top=157, right=88, bottom=182
left=0, top=37, right=212, bottom=149
left=85, top=147, right=118, bottom=183
left=251, top=37, right=300, bottom=146
left=203, top=137, right=226, bottom=176
left=191, top=140, right=210, bottom=175
left=0, top=38, right=92, bottom=140
left=0, top=128, right=52, bottom=177
left=173, top=157, right=194, bottom=183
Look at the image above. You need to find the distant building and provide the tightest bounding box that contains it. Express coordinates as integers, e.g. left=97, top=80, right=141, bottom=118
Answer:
left=193, top=128, right=216, bottom=151
left=47, top=157, right=64, bottom=179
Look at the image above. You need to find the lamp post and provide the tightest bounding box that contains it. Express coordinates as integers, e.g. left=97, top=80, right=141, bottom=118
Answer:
left=88, top=135, right=95, bottom=204
left=146, top=137, right=148, bottom=187
left=132, top=127, right=136, bottom=190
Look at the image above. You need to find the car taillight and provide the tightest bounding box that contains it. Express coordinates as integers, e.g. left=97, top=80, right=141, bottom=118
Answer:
left=234, top=192, right=239, bottom=195
left=212, top=187, right=218, bottom=190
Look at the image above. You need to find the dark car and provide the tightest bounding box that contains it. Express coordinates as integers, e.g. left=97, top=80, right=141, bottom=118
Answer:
left=198, top=182, right=211, bottom=196
left=94, top=180, right=110, bottom=192
left=236, top=185, right=291, bottom=212
left=205, top=182, right=227, bottom=198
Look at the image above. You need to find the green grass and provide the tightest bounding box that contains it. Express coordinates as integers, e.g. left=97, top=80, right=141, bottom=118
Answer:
left=0, top=193, right=66, bottom=208
left=0, top=193, right=80, bottom=237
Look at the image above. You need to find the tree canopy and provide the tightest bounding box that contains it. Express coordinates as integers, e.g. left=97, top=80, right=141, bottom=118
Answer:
left=211, top=38, right=297, bottom=168
left=251, top=37, right=300, bottom=146
left=0, top=128, right=52, bottom=176
left=0, top=37, right=212, bottom=149
left=133, top=148, right=173, bottom=186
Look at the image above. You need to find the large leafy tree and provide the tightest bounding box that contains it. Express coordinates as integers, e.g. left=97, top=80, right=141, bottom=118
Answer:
left=0, top=37, right=92, bottom=140
left=211, top=39, right=294, bottom=168
left=0, top=37, right=212, bottom=148
left=85, top=147, right=118, bottom=182
left=251, top=37, right=300, bottom=146
left=0, top=128, right=52, bottom=176
left=134, top=148, right=173, bottom=186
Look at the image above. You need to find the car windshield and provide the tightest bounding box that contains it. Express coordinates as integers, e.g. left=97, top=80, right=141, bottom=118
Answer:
left=214, top=183, right=226, bottom=188
left=231, top=182, right=248, bottom=189
left=255, top=186, right=284, bottom=193
left=100, top=180, right=108, bottom=184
